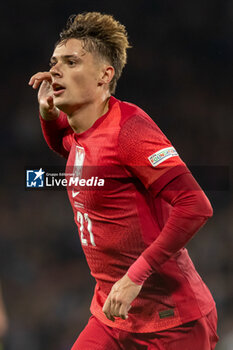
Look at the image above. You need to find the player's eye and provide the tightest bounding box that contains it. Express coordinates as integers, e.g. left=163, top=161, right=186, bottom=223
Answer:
left=67, top=60, right=76, bottom=66
left=49, top=61, right=56, bottom=68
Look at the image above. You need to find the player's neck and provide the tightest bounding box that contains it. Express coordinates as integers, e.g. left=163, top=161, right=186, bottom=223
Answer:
left=67, top=94, right=111, bottom=134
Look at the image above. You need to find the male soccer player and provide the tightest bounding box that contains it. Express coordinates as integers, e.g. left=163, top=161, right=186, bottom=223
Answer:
left=29, top=12, right=219, bottom=349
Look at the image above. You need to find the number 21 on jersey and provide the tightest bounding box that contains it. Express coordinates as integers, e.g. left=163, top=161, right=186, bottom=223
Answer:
left=77, top=211, right=96, bottom=247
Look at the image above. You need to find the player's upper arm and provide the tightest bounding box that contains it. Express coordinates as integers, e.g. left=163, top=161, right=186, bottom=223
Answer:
left=62, top=127, right=73, bottom=153
left=118, top=114, right=188, bottom=191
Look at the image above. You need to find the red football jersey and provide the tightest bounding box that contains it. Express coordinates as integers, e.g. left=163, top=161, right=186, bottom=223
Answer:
left=40, top=96, right=215, bottom=332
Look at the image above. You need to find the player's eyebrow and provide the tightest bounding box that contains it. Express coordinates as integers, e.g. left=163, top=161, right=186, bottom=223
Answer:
left=50, top=54, right=82, bottom=63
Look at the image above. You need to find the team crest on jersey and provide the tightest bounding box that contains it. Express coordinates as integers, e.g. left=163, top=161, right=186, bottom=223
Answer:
left=72, top=146, right=85, bottom=198
left=73, top=146, right=85, bottom=177
left=148, top=147, right=178, bottom=167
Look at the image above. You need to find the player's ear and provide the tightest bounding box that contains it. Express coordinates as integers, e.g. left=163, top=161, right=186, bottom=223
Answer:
left=98, top=65, right=115, bottom=86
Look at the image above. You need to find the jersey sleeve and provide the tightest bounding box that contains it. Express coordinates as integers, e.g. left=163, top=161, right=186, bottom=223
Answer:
left=118, top=114, right=189, bottom=193
left=141, top=172, right=213, bottom=271
left=127, top=172, right=213, bottom=282
left=40, top=111, right=73, bottom=158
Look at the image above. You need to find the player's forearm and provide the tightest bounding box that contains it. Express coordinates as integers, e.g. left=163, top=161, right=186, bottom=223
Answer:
left=127, top=173, right=213, bottom=285
left=141, top=197, right=211, bottom=271
left=40, top=111, right=70, bottom=158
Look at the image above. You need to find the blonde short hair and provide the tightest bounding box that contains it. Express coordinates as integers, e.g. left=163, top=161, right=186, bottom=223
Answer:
left=58, top=12, right=131, bottom=94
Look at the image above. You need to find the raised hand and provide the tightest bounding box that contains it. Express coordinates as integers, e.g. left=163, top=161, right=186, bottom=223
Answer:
left=29, top=72, right=60, bottom=120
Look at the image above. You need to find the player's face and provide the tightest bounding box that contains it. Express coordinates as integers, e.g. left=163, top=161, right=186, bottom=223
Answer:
left=50, top=38, right=105, bottom=114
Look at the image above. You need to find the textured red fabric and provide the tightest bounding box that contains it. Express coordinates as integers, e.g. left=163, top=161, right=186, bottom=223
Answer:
left=117, top=108, right=186, bottom=189
left=39, top=112, right=72, bottom=157
left=128, top=172, right=212, bottom=284
left=127, top=255, right=153, bottom=285
left=72, top=308, right=219, bottom=350
left=40, top=96, right=216, bottom=333
left=142, top=172, right=213, bottom=271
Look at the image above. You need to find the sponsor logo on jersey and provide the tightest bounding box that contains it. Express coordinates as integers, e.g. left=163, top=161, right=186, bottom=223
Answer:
left=159, top=309, right=175, bottom=319
left=72, top=190, right=80, bottom=198
left=148, top=147, right=178, bottom=167
left=26, top=168, right=45, bottom=187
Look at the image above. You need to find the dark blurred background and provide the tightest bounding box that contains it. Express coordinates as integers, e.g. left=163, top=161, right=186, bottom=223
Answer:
left=0, top=1, right=232, bottom=349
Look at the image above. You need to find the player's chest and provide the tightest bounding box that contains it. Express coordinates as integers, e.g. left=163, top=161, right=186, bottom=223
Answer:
left=65, top=139, right=130, bottom=209
left=66, top=138, right=122, bottom=179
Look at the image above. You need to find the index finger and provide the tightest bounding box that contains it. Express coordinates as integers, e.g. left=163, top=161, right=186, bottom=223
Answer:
left=102, top=297, right=115, bottom=322
left=28, top=72, right=52, bottom=88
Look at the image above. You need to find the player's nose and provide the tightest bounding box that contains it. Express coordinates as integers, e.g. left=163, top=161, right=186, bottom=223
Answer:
left=50, top=63, right=63, bottom=77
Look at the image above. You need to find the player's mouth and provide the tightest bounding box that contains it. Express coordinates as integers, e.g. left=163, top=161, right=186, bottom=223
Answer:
left=52, top=83, right=66, bottom=96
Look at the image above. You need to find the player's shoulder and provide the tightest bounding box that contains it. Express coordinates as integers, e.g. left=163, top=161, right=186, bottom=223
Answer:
left=113, top=97, right=162, bottom=138
left=116, top=98, right=151, bottom=121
